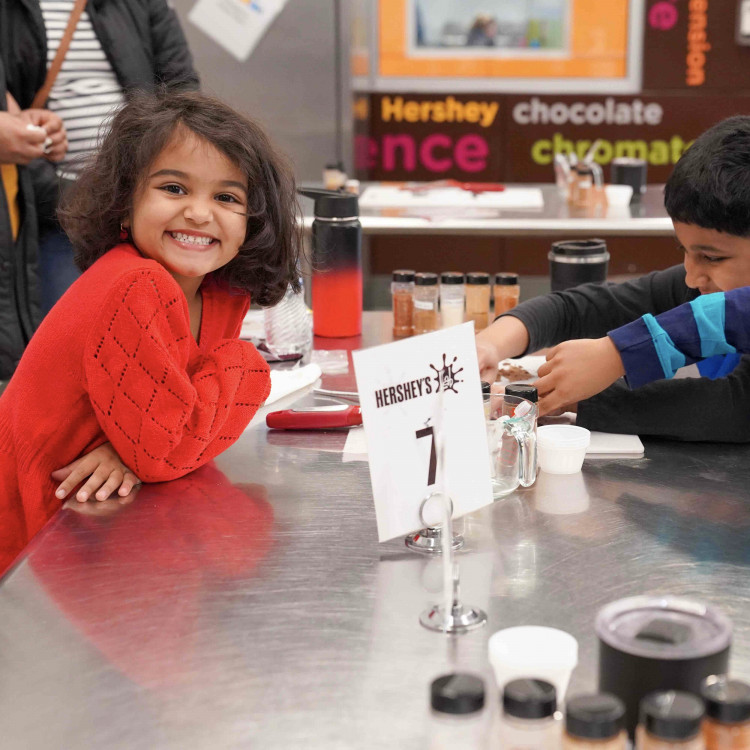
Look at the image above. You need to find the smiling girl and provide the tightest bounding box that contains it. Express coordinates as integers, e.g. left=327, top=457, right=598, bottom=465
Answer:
left=0, top=90, right=301, bottom=573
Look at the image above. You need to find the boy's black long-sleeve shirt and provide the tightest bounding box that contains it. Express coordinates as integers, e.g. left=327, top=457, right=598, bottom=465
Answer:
left=504, top=264, right=750, bottom=442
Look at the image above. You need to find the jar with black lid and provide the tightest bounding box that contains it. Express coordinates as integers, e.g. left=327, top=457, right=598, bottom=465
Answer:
left=499, top=678, right=562, bottom=748
left=563, top=693, right=627, bottom=749
left=465, top=272, right=491, bottom=332
left=429, top=673, right=487, bottom=750
left=413, top=272, right=439, bottom=335
left=636, top=691, right=705, bottom=750
left=701, top=675, right=750, bottom=749
left=391, top=269, right=415, bottom=338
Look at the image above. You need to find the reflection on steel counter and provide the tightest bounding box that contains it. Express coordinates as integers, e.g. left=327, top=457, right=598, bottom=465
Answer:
left=28, top=463, right=273, bottom=690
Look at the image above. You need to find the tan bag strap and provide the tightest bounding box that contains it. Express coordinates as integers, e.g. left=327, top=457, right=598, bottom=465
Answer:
left=30, top=0, right=88, bottom=109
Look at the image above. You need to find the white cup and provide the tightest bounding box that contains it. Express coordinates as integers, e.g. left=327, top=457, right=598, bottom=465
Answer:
left=537, top=425, right=590, bottom=474
left=488, top=625, right=579, bottom=700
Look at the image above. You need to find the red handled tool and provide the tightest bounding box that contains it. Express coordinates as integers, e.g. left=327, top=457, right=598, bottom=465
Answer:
left=266, top=404, right=362, bottom=430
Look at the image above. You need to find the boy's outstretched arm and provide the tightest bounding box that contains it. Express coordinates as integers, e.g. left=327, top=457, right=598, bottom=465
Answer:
left=535, top=287, right=750, bottom=415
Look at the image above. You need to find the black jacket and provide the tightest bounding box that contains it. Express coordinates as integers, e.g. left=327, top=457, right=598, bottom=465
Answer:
left=506, top=265, right=750, bottom=442
left=0, top=58, right=41, bottom=379
left=0, top=0, right=199, bottom=226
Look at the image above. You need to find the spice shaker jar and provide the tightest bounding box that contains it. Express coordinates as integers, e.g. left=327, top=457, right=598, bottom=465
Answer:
left=413, top=272, right=439, bottom=335
left=635, top=691, right=706, bottom=750
left=429, top=673, right=488, bottom=750
left=440, top=272, right=465, bottom=328
left=391, top=269, right=415, bottom=338
left=700, top=675, right=750, bottom=749
left=465, top=272, right=491, bottom=332
left=499, top=678, right=562, bottom=749
left=563, top=693, right=628, bottom=750
left=494, top=272, right=520, bottom=314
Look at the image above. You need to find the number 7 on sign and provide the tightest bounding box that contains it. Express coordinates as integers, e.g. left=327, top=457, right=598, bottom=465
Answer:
left=416, top=425, right=437, bottom=487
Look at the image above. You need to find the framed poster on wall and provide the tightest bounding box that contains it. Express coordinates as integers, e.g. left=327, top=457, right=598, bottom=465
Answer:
left=353, top=0, right=645, bottom=93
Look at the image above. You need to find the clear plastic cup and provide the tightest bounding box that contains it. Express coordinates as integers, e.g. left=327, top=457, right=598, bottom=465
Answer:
left=537, top=425, right=590, bottom=474
left=488, top=625, right=579, bottom=701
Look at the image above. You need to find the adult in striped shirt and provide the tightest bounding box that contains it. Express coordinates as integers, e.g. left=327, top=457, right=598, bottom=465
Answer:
left=2, top=0, right=199, bottom=314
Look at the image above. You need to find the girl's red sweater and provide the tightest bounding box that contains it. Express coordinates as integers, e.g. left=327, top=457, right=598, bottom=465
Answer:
left=0, top=244, right=270, bottom=574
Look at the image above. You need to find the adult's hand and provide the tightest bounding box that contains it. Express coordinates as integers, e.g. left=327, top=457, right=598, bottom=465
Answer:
left=0, top=111, right=47, bottom=164
left=20, top=109, right=68, bottom=162
left=474, top=315, right=531, bottom=384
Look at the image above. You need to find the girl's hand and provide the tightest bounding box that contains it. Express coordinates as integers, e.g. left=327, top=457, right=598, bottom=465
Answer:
left=51, top=442, right=141, bottom=503
left=534, top=337, right=625, bottom=416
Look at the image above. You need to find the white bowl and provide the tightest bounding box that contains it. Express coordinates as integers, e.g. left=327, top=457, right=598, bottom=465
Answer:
left=537, top=425, right=590, bottom=474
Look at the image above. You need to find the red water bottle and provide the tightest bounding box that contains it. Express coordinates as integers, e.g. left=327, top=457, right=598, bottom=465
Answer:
left=299, top=188, right=362, bottom=337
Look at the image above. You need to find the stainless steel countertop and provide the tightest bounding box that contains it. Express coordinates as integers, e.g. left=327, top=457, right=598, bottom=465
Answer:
left=302, top=184, right=672, bottom=236
left=1, top=314, right=748, bottom=749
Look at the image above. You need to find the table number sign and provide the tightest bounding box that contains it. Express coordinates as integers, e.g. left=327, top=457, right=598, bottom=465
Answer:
left=352, top=322, right=493, bottom=542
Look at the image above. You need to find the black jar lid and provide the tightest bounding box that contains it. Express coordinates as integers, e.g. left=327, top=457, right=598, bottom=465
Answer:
left=701, top=676, right=750, bottom=724
left=440, top=271, right=465, bottom=284
left=431, top=673, right=485, bottom=715
left=392, top=269, right=415, bottom=282
left=640, top=691, right=704, bottom=740
left=505, top=384, right=538, bottom=403
left=466, top=272, right=490, bottom=285
left=481, top=381, right=492, bottom=395
left=415, top=272, right=438, bottom=286
left=495, top=272, right=519, bottom=286
left=503, top=679, right=556, bottom=720
left=566, top=694, right=625, bottom=740
left=550, top=239, right=607, bottom=256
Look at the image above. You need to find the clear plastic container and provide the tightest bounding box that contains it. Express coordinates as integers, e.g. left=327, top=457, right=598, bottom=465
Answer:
left=499, top=678, right=562, bottom=749
left=413, top=272, right=439, bottom=335
left=429, top=673, right=488, bottom=750
left=494, top=272, right=520, bottom=314
left=440, top=272, right=465, bottom=329
left=391, top=269, right=415, bottom=338
left=465, top=272, right=491, bottom=332
left=263, top=280, right=312, bottom=357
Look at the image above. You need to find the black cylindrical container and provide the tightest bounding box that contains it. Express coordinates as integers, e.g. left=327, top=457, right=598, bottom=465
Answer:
left=611, top=157, right=648, bottom=199
left=596, top=596, right=732, bottom=739
left=299, top=188, right=362, bottom=337
left=549, top=239, right=610, bottom=292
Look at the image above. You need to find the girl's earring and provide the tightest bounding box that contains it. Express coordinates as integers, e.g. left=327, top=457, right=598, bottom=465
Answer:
left=119, top=223, right=128, bottom=240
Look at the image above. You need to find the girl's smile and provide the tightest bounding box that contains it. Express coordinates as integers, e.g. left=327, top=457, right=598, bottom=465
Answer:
left=124, top=128, right=248, bottom=300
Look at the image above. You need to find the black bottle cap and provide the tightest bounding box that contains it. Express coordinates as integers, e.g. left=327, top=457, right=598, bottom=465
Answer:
left=504, top=384, right=538, bottom=403
left=392, top=269, right=415, bottom=282
left=481, top=381, right=492, bottom=395
left=431, top=673, right=485, bottom=715
left=298, top=187, right=358, bottom=219
left=701, top=676, right=750, bottom=724
left=466, top=272, right=490, bottom=284
left=503, top=679, right=556, bottom=720
left=495, top=272, right=519, bottom=286
left=566, top=694, right=625, bottom=740
left=640, top=691, right=704, bottom=740
left=415, top=272, right=438, bottom=286
left=440, top=272, right=465, bottom=285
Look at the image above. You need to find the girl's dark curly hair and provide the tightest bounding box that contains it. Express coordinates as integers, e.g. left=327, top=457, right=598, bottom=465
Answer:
left=59, top=89, right=302, bottom=306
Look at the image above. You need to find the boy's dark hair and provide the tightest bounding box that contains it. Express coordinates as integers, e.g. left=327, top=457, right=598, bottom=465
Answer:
left=59, top=89, right=302, bottom=306
left=665, top=115, right=750, bottom=237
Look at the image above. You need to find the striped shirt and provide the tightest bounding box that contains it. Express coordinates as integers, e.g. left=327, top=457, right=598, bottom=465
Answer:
left=40, top=0, right=125, bottom=179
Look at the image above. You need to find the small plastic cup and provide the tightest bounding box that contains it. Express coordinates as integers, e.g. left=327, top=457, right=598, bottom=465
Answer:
left=488, top=625, right=579, bottom=700
left=537, top=425, right=590, bottom=475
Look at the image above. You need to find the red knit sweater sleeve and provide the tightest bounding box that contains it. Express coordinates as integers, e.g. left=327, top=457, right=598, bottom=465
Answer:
left=83, top=269, right=270, bottom=482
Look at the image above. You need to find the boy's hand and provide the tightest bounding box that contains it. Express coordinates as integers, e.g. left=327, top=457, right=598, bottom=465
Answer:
left=476, top=337, right=503, bottom=384
left=534, top=337, right=625, bottom=416
left=51, top=442, right=141, bottom=503
left=18, top=109, right=68, bottom=162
